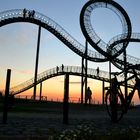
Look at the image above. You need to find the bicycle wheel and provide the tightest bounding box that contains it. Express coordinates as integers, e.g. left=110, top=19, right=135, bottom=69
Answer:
left=105, top=89, right=125, bottom=122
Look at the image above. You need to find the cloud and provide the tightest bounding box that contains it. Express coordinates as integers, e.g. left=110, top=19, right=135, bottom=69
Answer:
left=13, top=68, right=33, bottom=75
left=59, top=80, right=92, bottom=85
left=69, top=81, right=81, bottom=84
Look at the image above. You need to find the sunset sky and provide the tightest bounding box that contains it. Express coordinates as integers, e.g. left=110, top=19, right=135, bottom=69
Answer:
left=0, top=0, right=140, bottom=104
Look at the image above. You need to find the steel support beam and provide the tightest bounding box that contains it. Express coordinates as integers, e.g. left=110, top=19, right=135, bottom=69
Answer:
left=84, top=40, right=88, bottom=105
left=3, top=69, right=11, bottom=124
left=124, top=50, right=127, bottom=100
left=63, top=74, right=69, bottom=124
left=33, top=26, right=41, bottom=100
left=81, top=57, right=84, bottom=104
left=39, top=82, right=42, bottom=101
left=109, top=61, right=112, bottom=87
left=102, top=80, right=105, bottom=105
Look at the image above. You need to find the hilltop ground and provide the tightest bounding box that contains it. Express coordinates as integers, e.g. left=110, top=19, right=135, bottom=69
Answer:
left=0, top=99, right=140, bottom=139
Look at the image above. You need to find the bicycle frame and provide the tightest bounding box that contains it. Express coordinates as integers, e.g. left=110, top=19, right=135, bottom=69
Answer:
left=105, top=67, right=140, bottom=122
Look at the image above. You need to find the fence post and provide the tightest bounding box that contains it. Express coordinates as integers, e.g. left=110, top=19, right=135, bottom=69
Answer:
left=63, top=74, right=69, bottom=124
left=3, top=69, right=11, bottom=124
left=33, top=25, right=41, bottom=100
left=102, top=80, right=105, bottom=105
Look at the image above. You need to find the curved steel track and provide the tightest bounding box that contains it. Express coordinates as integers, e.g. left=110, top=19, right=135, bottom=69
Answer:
left=80, top=0, right=132, bottom=61
left=0, top=9, right=104, bottom=62
left=0, top=9, right=140, bottom=69
left=10, top=65, right=135, bottom=95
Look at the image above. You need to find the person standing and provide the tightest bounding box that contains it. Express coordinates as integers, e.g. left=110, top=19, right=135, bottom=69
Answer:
left=97, top=67, right=99, bottom=77
left=62, top=64, right=64, bottom=72
left=85, top=87, right=92, bottom=105
left=23, top=8, right=27, bottom=18
left=56, top=66, right=59, bottom=73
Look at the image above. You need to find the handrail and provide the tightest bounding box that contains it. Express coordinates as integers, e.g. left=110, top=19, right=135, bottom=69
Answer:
left=10, top=65, right=130, bottom=95
left=0, top=9, right=140, bottom=68
left=0, top=9, right=105, bottom=62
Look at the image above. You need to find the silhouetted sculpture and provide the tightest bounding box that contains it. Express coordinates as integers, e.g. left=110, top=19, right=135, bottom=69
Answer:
left=85, top=87, right=92, bottom=105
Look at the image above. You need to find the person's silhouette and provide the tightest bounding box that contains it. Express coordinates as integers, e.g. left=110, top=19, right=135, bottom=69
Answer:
left=56, top=66, right=59, bottom=73
left=23, top=8, right=27, bottom=18
left=62, top=64, right=64, bottom=71
left=97, top=67, right=99, bottom=76
left=85, top=87, right=92, bottom=105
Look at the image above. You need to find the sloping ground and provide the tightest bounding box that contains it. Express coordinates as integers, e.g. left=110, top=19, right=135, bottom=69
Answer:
left=0, top=101, right=140, bottom=139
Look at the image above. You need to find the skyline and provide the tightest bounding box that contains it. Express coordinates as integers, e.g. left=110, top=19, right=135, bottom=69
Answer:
left=1, top=0, right=140, bottom=104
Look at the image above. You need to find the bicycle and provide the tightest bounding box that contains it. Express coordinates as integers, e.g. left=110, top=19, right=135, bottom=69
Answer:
left=105, top=65, right=140, bottom=122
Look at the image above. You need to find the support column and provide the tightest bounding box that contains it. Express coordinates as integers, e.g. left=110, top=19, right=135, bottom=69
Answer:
left=33, top=26, right=41, bottom=100
left=84, top=40, right=88, bottom=104
left=39, top=82, right=42, bottom=101
left=102, top=80, right=105, bottom=105
left=109, top=61, right=111, bottom=85
left=124, top=50, right=127, bottom=100
left=3, top=69, right=11, bottom=124
left=81, top=57, right=84, bottom=104
left=63, top=74, right=69, bottom=124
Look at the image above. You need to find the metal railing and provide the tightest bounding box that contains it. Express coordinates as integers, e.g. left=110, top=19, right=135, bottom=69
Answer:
left=0, top=9, right=140, bottom=67
left=10, top=65, right=126, bottom=95
left=0, top=9, right=139, bottom=94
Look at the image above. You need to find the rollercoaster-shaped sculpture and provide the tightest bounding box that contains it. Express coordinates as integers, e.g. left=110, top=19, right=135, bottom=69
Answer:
left=80, top=0, right=140, bottom=122
left=1, top=0, right=140, bottom=122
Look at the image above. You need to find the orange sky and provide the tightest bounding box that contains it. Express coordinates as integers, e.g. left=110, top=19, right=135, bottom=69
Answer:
left=14, top=76, right=104, bottom=104
left=1, top=69, right=140, bottom=105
